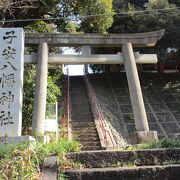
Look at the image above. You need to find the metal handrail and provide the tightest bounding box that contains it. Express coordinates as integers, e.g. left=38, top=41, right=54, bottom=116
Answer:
left=84, top=73, right=116, bottom=148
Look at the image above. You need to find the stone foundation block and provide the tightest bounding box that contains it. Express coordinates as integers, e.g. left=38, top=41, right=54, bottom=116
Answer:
left=130, top=131, right=158, bottom=144
left=0, top=135, right=36, bottom=145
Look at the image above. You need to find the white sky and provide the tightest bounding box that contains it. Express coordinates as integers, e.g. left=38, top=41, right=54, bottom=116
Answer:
left=63, top=47, right=84, bottom=76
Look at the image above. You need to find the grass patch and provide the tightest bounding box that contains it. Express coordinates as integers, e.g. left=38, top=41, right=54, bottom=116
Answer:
left=0, top=138, right=80, bottom=179
left=125, top=138, right=180, bottom=151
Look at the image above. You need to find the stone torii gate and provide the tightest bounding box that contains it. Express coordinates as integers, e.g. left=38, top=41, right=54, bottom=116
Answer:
left=25, top=30, right=164, bottom=144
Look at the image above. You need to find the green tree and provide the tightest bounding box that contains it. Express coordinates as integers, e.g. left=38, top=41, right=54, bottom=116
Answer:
left=0, top=0, right=114, bottom=133
left=90, top=0, right=180, bottom=72
left=22, top=64, right=36, bottom=134
left=77, top=0, right=114, bottom=33
left=25, top=21, right=55, bottom=33
left=111, top=0, right=180, bottom=51
left=0, top=0, right=114, bottom=34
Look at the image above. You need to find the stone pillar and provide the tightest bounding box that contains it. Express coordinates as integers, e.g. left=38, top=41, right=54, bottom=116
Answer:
left=32, top=42, right=48, bottom=136
left=82, top=46, right=91, bottom=74
left=122, top=43, right=158, bottom=144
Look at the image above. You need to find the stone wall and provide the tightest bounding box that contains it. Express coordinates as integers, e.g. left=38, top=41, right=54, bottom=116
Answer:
left=89, top=72, right=180, bottom=145
left=89, top=74, right=130, bottom=147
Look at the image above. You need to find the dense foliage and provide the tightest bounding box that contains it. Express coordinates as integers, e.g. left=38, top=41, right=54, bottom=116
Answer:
left=0, top=0, right=114, bottom=33
left=77, top=0, right=114, bottom=33
left=0, top=0, right=114, bottom=133
left=22, top=64, right=61, bottom=134
left=90, top=0, right=180, bottom=72
left=110, top=0, right=180, bottom=48
left=0, top=139, right=80, bottom=179
left=126, top=138, right=180, bottom=150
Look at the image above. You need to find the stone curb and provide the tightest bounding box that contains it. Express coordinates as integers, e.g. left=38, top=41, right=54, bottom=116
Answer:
left=66, top=148, right=180, bottom=168
left=64, top=164, right=180, bottom=180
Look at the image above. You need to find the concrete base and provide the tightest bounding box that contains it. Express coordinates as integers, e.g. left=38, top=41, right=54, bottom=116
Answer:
left=0, top=135, right=36, bottom=145
left=130, top=131, right=158, bottom=144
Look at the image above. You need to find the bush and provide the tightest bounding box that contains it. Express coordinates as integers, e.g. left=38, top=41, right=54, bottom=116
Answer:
left=0, top=138, right=80, bottom=179
left=126, top=138, right=180, bottom=151
left=22, top=64, right=62, bottom=134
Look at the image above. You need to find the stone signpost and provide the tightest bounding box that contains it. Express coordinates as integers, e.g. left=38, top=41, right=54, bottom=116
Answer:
left=0, top=28, right=24, bottom=137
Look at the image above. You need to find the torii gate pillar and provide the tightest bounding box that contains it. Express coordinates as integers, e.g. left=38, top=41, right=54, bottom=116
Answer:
left=32, top=42, right=48, bottom=136
left=122, top=43, right=158, bottom=144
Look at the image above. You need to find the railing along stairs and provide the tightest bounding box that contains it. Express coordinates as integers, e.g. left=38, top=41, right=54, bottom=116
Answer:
left=61, top=67, right=71, bottom=140
left=84, top=71, right=116, bottom=149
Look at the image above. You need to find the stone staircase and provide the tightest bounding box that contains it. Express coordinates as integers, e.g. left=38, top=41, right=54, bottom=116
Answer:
left=70, top=76, right=101, bottom=151
left=65, top=148, right=180, bottom=180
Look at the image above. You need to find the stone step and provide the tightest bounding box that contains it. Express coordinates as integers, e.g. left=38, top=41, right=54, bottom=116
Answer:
left=72, top=129, right=98, bottom=135
left=71, top=98, right=88, bottom=101
left=71, top=101, right=90, bottom=105
left=72, top=126, right=97, bottom=130
left=70, top=84, right=85, bottom=87
left=70, top=87, right=86, bottom=90
left=71, top=118, right=94, bottom=122
left=70, top=99, right=89, bottom=102
left=71, top=100, right=90, bottom=104
left=71, top=97, right=88, bottom=101
left=80, top=141, right=101, bottom=147
left=71, top=115, right=93, bottom=118
left=72, top=123, right=97, bottom=131
left=75, top=136, right=100, bottom=142
left=81, top=146, right=102, bottom=151
left=70, top=79, right=84, bottom=82
left=73, top=134, right=99, bottom=140
left=71, top=99, right=89, bottom=102
left=75, top=135, right=101, bottom=141
left=70, top=75, right=101, bottom=151
left=64, top=165, right=180, bottom=180
left=74, top=126, right=97, bottom=130
left=71, top=97, right=89, bottom=101
left=71, top=107, right=92, bottom=111
left=71, top=115, right=93, bottom=119
left=70, top=93, right=87, bottom=96
left=71, top=109, right=92, bottom=113
left=71, top=106, right=91, bottom=109
left=71, top=116, right=93, bottom=120
left=66, top=148, right=180, bottom=168
left=71, top=104, right=91, bottom=107
left=75, top=133, right=99, bottom=138
left=71, top=113, right=93, bottom=117
left=71, top=108, right=92, bottom=111
left=70, top=86, right=85, bottom=89
left=73, top=130, right=98, bottom=135
left=70, top=88, right=85, bottom=91
left=71, top=102, right=90, bottom=105
left=71, top=122, right=95, bottom=127
left=72, top=131, right=98, bottom=137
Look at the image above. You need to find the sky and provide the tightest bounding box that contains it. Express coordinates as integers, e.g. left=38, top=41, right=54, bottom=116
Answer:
left=63, top=47, right=84, bottom=76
